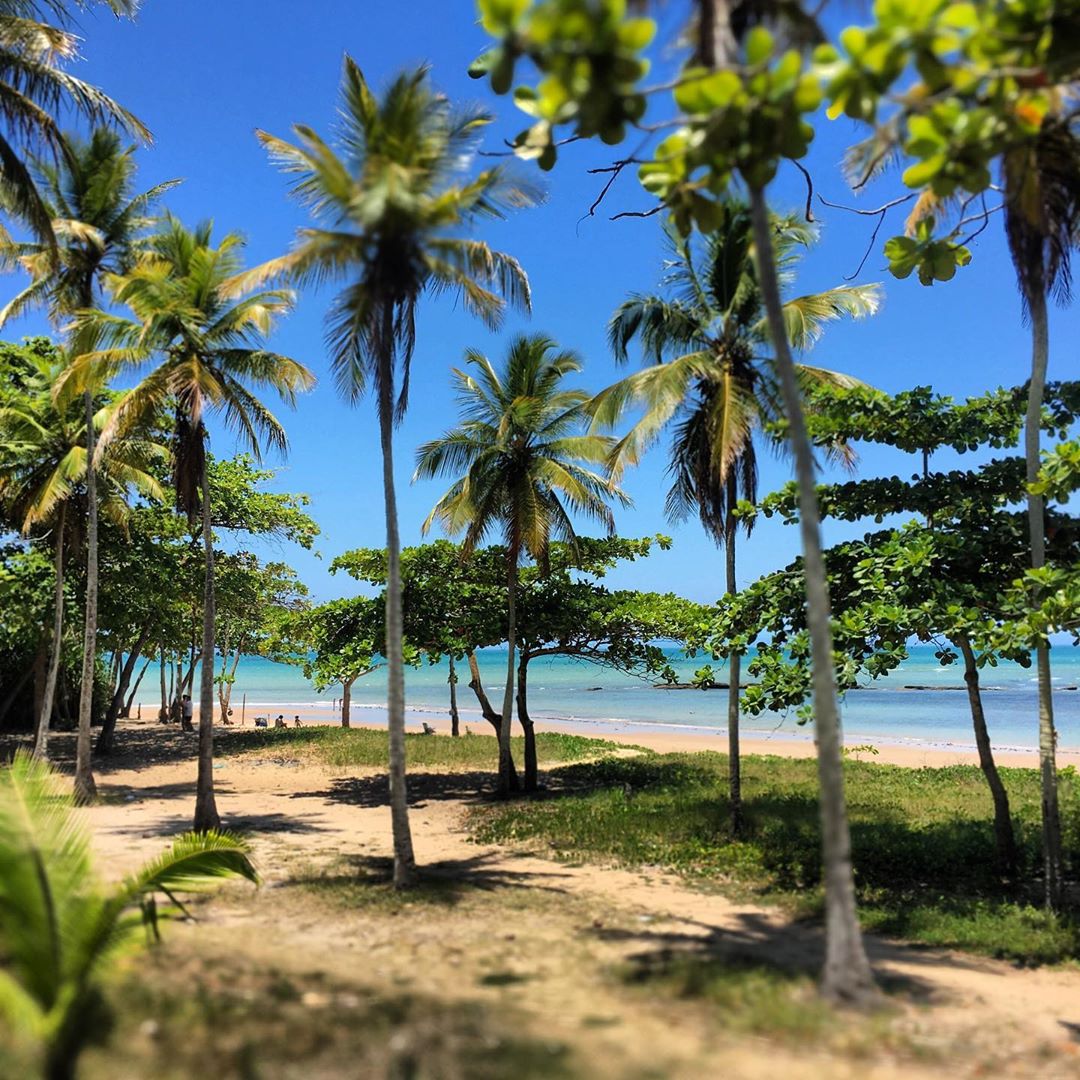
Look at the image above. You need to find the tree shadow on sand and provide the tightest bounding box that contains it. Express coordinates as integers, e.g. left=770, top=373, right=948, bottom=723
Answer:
left=282, top=850, right=576, bottom=908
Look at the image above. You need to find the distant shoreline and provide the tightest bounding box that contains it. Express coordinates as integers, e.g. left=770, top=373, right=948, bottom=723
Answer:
left=186, top=699, right=1080, bottom=769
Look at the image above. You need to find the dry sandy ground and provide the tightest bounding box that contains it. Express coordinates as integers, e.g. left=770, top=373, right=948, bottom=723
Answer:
left=60, top=722, right=1080, bottom=1080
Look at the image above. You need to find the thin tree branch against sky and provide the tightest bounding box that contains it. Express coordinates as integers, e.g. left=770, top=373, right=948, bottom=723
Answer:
left=2, top=0, right=1078, bottom=606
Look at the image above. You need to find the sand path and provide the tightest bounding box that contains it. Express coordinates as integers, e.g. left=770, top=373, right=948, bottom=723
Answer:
left=78, top=744, right=1080, bottom=1079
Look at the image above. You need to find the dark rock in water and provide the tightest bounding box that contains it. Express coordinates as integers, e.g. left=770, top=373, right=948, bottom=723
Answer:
left=902, top=685, right=966, bottom=691
left=1062, top=686, right=1079, bottom=691
left=585, top=687, right=603, bottom=692
left=653, top=683, right=756, bottom=691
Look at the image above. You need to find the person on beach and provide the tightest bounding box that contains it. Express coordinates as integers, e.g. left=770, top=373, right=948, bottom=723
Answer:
left=294, top=714, right=302, bottom=727
left=274, top=715, right=286, bottom=729
left=181, top=695, right=194, bottom=732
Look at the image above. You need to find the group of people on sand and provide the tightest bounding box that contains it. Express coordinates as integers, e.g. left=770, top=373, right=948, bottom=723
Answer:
left=158, top=697, right=303, bottom=731
left=253, top=714, right=303, bottom=729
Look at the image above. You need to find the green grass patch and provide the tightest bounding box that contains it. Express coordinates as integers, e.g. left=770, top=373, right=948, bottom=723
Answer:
left=218, top=726, right=631, bottom=770
left=471, top=753, right=1080, bottom=964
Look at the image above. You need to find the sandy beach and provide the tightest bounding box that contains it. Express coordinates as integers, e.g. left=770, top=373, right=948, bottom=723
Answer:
left=185, top=702, right=1080, bottom=770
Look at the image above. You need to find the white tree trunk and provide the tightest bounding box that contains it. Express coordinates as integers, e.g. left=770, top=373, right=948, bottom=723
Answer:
left=377, top=308, right=417, bottom=887
left=1025, top=289, right=1062, bottom=908
left=749, top=186, right=875, bottom=1003
left=498, top=550, right=519, bottom=795
left=724, top=471, right=742, bottom=834
left=73, top=389, right=98, bottom=804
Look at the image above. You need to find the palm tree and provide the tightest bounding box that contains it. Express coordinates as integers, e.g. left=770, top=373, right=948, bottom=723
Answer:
left=0, top=750, right=257, bottom=1080
left=685, top=0, right=878, bottom=1002
left=0, top=128, right=178, bottom=802
left=247, top=59, right=534, bottom=884
left=71, top=215, right=314, bottom=831
left=1001, top=118, right=1080, bottom=910
left=0, top=339, right=162, bottom=761
left=416, top=334, right=627, bottom=794
left=595, top=206, right=878, bottom=832
left=0, top=1, right=147, bottom=244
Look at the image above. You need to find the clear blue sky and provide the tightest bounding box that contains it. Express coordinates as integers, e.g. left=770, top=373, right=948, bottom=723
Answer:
left=7, top=1, right=1079, bottom=603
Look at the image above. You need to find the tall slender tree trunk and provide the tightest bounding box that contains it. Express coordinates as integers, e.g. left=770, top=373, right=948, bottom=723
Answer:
left=516, top=651, right=537, bottom=791
left=498, top=548, right=519, bottom=796
left=466, top=651, right=520, bottom=787
left=73, top=390, right=98, bottom=804
left=124, top=656, right=152, bottom=717
left=341, top=676, right=353, bottom=727
left=377, top=307, right=416, bottom=887
left=956, top=636, right=1017, bottom=876
left=724, top=471, right=742, bottom=835
left=749, top=186, right=875, bottom=1003
left=448, top=655, right=460, bottom=736
left=97, top=624, right=151, bottom=755
left=193, top=468, right=221, bottom=832
left=1025, top=289, right=1062, bottom=909
left=34, top=504, right=67, bottom=759
left=159, top=649, right=168, bottom=722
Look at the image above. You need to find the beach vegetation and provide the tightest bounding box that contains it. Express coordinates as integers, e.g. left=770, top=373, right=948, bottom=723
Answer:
left=0, top=750, right=257, bottom=1080
left=716, top=381, right=1080, bottom=877
left=592, top=204, right=879, bottom=833
left=474, top=0, right=877, bottom=1005
left=71, top=216, right=314, bottom=829
left=471, top=749, right=1080, bottom=964
left=416, top=334, right=628, bottom=794
left=0, top=128, right=176, bottom=804
left=251, top=59, right=535, bottom=887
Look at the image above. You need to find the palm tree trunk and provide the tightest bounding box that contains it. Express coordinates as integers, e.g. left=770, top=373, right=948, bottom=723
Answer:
left=749, top=185, right=875, bottom=1004
left=1025, top=288, right=1062, bottom=909
left=517, top=651, right=537, bottom=791
left=377, top=308, right=416, bottom=887
left=448, top=655, right=460, bottom=736
left=159, top=649, right=168, bottom=722
left=34, top=503, right=67, bottom=759
left=193, top=467, right=221, bottom=832
left=341, top=676, right=353, bottom=727
left=956, top=636, right=1017, bottom=876
left=498, top=548, right=519, bottom=796
left=724, top=471, right=742, bottom=835
left=73, top=389, right=98, bottom=804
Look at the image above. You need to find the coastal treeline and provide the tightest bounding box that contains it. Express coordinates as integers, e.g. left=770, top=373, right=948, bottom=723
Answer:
left=0, top=0, right=1078, bottom=1025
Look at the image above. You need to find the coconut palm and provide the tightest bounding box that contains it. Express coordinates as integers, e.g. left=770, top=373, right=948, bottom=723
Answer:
left=416, top=334, right=628, bottom=794
left=1001, top=118, right=1080, bottom=909
left=0, top=128, right=178, bottom=802
left=0, top=1, right=146, bottom=244
left=593, top=203, right=879, bottom=833
left=247, top=59, right=534, bottom=883
left=0, top=749, right=257, bottom=1080
left=69, top=215, right=314, bottom=831
left=0, top=339, right=162, bottom=761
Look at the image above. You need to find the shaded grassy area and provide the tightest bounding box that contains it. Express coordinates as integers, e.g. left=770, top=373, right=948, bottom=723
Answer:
left=471, top=753, right=1080, bottom=963
left=77, top=952, right=575, bottom=1080
left=217, top=726, right=630, bottom=770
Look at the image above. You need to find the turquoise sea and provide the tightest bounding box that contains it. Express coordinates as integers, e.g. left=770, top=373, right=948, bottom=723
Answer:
left=133, top=645, right=1080, bottom=752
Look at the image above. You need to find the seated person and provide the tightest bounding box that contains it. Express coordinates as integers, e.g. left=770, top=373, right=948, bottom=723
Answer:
left=274, top=714, right=287, bottom=729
